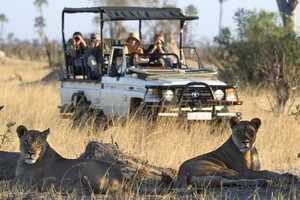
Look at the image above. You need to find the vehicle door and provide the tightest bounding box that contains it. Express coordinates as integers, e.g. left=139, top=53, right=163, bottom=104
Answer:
left=101, top=47, right=130, bottom=118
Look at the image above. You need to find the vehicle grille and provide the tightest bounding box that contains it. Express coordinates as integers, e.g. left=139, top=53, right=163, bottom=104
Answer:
left=178, top=83, right=214, bottom=108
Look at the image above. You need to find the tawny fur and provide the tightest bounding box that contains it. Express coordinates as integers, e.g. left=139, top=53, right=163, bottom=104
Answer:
left=176, top=117, right=298, bottom=187
left=14, top=125, right=123, bottom=193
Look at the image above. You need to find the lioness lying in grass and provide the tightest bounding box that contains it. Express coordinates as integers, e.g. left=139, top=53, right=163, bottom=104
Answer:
left=176, top=117, right=299, bottom=188
left=14, top=125, right=123, bottom=193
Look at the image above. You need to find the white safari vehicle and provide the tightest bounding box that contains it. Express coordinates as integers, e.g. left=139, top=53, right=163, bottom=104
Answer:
left=60, top=7, right=242, bottom=121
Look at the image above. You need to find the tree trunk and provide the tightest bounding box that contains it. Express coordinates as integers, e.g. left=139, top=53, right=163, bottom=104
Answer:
left=79, top=142, right=177, bottom=193
left=276, top=0, right=298, bottom=32
left=219, top=1, right=224, bottom=35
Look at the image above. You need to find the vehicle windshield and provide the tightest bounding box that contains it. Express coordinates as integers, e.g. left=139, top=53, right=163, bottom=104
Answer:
left=125, top=53, right=180, bottom=69
left=181, top=47, right=203, bottom=69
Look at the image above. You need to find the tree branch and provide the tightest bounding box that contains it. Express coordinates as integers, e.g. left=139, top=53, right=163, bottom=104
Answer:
left=289, top=0, right=299, bottom=11
left=276, top=0, right=289, bottom=13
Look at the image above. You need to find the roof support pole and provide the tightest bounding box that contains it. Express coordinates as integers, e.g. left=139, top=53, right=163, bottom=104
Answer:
left=139, top=20, right=142, bottom=41
left=179, top=20, right=185, bottom=68
left=100, top=12, right=104, bottom=59
left=62, top=12, right=69, bottom=78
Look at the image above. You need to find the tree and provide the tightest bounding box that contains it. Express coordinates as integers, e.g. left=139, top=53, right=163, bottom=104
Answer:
left=33, top=0, right=48, bottom=40
left=34, top=16, right=46, bottom=40
left=214, top=9, right=300, bottom=115
left=33, top=0, right=54, bottom=67
left=184, top=4, right=198, bottom=44
left=0, top=14, right=8, bottom=39
left=276, top=0, right=298, bottom=32
left=218, top=0, right=227, bottom=35
left=34, top=0, right=48, bottom=13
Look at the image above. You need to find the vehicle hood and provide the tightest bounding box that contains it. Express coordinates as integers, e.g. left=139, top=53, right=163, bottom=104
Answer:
left=146, top=78, right=227, bottom=87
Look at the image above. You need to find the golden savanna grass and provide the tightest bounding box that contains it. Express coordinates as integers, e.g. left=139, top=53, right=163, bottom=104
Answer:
left=0, top=57, right=299, bottom=199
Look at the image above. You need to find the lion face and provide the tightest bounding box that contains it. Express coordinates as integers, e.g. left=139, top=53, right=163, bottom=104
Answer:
left=230, top=117, right=261, bottom=153
left=16, top=125, right=50, bottom=164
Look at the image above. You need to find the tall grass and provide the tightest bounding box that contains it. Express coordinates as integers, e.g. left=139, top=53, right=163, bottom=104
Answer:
left=0, top=58, right=299, bottom=199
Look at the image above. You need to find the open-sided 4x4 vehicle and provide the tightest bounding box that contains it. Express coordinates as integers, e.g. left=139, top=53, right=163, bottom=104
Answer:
left=60, top=7, right=242, bottom=121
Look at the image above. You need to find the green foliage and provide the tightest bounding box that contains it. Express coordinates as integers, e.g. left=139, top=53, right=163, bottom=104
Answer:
left=0, top=14, right=8, bottom=38
left=214, top=9, right=300, bottom=114
left=33, top=0, right=48, bottom=9
left=34, top=16, right=46, bottom=38
left=185, top=4, right=198, bottom=16
left=214, top=9, right=300, bottom=86
left=0, top=14, right=8, bottom=23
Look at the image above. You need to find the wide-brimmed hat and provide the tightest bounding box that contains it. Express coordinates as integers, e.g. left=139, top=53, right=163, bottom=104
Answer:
left=126, top=32, right=141, bottom=43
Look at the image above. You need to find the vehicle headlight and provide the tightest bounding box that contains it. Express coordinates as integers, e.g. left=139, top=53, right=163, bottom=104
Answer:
left=226, top=88, right=237, bottom=101
left=162, top=90, right=174, bottom=102
left=214, top=89, right=224, bottom=100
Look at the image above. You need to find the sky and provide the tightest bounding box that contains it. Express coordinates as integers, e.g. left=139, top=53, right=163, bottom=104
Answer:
left=1, top=0, right=300, bottom=42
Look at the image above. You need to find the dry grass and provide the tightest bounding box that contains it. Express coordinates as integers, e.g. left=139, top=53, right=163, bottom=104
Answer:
left=0, top=57, right=299, bottom=199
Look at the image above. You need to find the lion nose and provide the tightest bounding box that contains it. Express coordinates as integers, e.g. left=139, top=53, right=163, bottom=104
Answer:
left=243, top=141, right=250, bottom=147
left=28, top=151, right=34, bottom=157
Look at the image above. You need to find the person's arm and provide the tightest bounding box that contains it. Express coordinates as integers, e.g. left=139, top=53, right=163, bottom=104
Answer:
left=157, top=44, right=166, bottom=54
left=78, top=35, right=87, bottom=47
left=147, top=44, right=157, bottom=54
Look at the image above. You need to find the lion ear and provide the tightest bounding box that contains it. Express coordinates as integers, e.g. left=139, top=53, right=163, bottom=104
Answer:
left=230, top=117, right=240, bottom=128
left=17, top=125, right=27, bottom=138
left=251, top=118, right=261, bottom=130
left=41, top=128, right=50, bottom=140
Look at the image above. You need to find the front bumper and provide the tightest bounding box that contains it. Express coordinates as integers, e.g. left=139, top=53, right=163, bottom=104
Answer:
left=158, top=111, right=242, bottom=120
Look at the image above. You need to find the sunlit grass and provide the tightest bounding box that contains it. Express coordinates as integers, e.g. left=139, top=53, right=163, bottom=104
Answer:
left=0, top=57, right=299, bottom=199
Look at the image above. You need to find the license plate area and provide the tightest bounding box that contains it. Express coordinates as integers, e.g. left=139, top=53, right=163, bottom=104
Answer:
left=187, top=112, right=212, bottom=120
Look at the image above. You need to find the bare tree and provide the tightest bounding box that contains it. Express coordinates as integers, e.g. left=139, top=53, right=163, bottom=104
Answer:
left=276, top=0, right=298, bottom=32
left=184, top=4, right=198, bottom=45
left=34, top=0, right=48, bottom=39
left=218, top=0, right=227, bottom=35
left=0, top=14, right=8, bottom=39
left=33, top=0, right=54, bottom=67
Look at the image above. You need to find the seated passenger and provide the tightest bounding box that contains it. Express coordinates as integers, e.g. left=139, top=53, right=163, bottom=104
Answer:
left=124, top=32, right=144, bottom=54
left=146, top=32, right=174, bottom=68
left=88, top=33, right=103, bottom=78
left=124, top=32, right=144, bottom=66
left=66, top=32, right=87, bottom=58
left=146, top=32, right=167, bottom=60
left=89, top=32, right=102, bottom=62
left=89, top=33, right=101, bottom=49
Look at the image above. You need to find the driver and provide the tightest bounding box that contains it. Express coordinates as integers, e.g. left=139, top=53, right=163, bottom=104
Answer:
left=67, top=32, right=87, bottom=58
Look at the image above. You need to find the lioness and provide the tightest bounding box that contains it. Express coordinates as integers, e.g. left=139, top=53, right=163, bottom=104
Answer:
left=176, top=117, right=298, bottom=187
left=14, top=125, right=123, bottom=193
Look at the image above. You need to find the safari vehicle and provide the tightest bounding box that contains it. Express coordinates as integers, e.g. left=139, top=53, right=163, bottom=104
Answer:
left=60, top=7, right=242, bottom=122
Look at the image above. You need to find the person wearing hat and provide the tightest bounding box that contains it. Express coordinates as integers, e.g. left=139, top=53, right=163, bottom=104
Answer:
left=67, top=32, right=88, bottom=58
left=146, top=32, right=166, bottom=55
left=124, top=32, right=144, bottom=55
left=146, top=32, right=168, bottom=64
left=90, top=33, right=101, bottom=49
left=124, top=32, right=144, bottom=66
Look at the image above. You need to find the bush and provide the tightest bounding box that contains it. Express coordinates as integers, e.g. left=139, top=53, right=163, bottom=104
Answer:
left=213, top=9, right=300, bottom=115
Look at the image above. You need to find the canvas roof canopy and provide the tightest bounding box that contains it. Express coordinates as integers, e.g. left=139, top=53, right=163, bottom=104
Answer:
left=63, top=7, right=198, bottom=21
